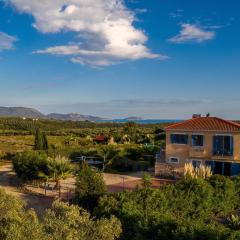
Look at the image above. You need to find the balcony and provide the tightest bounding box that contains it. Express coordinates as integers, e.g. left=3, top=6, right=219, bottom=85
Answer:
left=212, top=150, right=234, bottom=160
left=213, top=150, right=233, bottom=157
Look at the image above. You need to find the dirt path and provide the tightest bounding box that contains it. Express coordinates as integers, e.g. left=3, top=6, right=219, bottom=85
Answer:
left=0, top=162, right=53, bottom=217
left=103, top=172, right=173, bottom=192
left=0, top=162, right=172, bottom=214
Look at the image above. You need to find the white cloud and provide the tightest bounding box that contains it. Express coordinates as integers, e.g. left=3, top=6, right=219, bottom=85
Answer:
left=6, top=0, right=164, bottom=67
left=0, top=32, right=17, bottom=52
left=169, top=23, right=215, bottom=44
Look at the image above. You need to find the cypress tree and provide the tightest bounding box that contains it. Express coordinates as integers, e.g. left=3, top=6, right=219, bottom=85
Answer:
left=42, top=132, right=48, bottom=150
left=34, top=128, right=48, bottom=150
left=35, top=128, right=43, bottom=150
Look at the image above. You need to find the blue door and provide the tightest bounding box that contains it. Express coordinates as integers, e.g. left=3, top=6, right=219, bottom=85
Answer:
left=206, top=161, right=240, bottom=176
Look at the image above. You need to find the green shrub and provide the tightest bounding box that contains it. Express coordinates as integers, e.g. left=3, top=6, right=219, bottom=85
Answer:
left=209, top=175, right=239, bottom=214
left=75, top=162, right=107, bottom=211
left=133, top=161, right=150, bottom=171
left=13, top=151, right=49, bottom=182
left=0, top=189, right=122, bottom=240
left=95, top=177, right=240, bottom=240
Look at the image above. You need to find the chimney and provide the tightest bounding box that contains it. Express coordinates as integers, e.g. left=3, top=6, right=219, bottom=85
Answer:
left=192, top=114, right=201, bottom=119
left=206, top=113, right=210, bottom=117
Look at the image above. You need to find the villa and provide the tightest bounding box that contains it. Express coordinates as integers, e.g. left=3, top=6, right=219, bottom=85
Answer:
left=155, top=115, right=240, bottom=176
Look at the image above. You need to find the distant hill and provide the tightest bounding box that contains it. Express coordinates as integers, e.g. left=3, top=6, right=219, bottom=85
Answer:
left=46, top=113, right=104, bottom=122
left=0, top=107, right=44, bottom=118
left=0, top=106, right=165, bottom=123
left=0, top=106, right=106, bottom=122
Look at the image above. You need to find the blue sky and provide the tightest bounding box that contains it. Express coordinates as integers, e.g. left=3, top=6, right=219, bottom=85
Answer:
left=0, top=0, right=239, bottom=119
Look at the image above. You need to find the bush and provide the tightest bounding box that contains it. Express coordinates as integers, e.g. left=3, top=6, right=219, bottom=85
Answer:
left=111, top=157, right=134, bottom=172
left=133, top=161, right=150, bottom=171
left=95, top=176, right=240, bottom=240
left=184, top=163, right=212, bottom=179
left=13, top=151, right=49, bottom=182
left=0, top=189, right=122, bottom=240
left=75, top=162, right=107, bottom=211
left=209, top=174, right=239, bottom=214
left=13, top=152, right=72, bottom=187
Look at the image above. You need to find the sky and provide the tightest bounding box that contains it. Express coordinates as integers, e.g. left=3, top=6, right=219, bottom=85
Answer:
left=0, top=0, right=239, bottom=119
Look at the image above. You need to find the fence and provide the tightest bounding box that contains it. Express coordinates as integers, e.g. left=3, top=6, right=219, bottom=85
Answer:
left=25, top=181, right=75, bottom=202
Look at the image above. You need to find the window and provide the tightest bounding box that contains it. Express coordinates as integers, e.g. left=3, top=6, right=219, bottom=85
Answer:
left=213, top=135, right=233, bottom=156
left=191, top=160, right=202, bottom=168
left=169, top=157, right=179, bottom=164
left=192, top=135, right=204, bottom=147
left=170, top=134, right=188, bottom=144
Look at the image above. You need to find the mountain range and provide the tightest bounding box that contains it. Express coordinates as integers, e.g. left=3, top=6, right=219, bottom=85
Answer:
left=0, top=106, right=141, bottom=122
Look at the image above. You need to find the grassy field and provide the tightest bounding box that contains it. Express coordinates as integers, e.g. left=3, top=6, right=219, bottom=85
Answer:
left=0, top=135, right=78, bottom=153
left=0, top=135, right=34, bottom=153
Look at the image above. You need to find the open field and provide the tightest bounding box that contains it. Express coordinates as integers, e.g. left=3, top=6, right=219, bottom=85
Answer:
left=0, top=135, right=34, bottom=152
left=0, top=135, right=69, bottom=153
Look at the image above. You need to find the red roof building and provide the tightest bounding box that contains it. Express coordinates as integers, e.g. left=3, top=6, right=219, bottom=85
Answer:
left=165, top=117, right=240, bottom=132
left=155, top=115, right=240, bottom=177
left=94, top=135, right=106, bottom=143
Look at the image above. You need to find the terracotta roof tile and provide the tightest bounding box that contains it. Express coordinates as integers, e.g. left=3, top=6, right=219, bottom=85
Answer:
left=165, top=117, right=240, bottom=132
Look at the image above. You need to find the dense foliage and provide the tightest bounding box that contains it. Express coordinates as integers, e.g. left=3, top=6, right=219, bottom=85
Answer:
left=0, top=117, right=169, bottom=137
left=13, top=151, right=72, bottom=186
left=8, top=146, right=240, bottom=239
left=75, top=162, right=107, bottom=211
left=0, top=189, right=121, bottom=240
left=0, top=117, right=167, bottom=172
left=13, top=151, right=49, bottom=182
left=95, top=176, right=240, bottom=240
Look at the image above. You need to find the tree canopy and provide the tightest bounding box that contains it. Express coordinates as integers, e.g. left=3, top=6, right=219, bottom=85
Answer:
left=0, top=189, right=121, bottom=240
left=75, top=162, right=107, bottom=211
left=95, top=176, right=240, bottom=240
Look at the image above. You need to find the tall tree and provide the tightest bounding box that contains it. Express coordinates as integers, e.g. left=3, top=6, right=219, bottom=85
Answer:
left=42, top=132, right=48, bottom=150
left=34, top=128, right=48, bottom=150
left=75, top=161, right=107, bottom=211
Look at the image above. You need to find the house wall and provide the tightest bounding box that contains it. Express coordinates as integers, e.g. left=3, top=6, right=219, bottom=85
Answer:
left=165, top=130, right=240, bottom=168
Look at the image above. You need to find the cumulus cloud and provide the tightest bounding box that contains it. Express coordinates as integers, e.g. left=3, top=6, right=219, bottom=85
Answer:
left=169, top=23, right=215, bottom=44
left=6, top=0, right=164, bottom=67
left=0, top=32, right=17, bottom=52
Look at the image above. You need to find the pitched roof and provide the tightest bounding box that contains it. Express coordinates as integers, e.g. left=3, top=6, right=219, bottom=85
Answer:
left=94, top=135, right=105, bottom=141
left=165, top=117, right=240, bottom=132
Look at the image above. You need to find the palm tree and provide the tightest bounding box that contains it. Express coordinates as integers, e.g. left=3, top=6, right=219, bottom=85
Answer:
left=47, top=155, right=72, bottom=188
left=99, top=146, right=119, bottom=172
